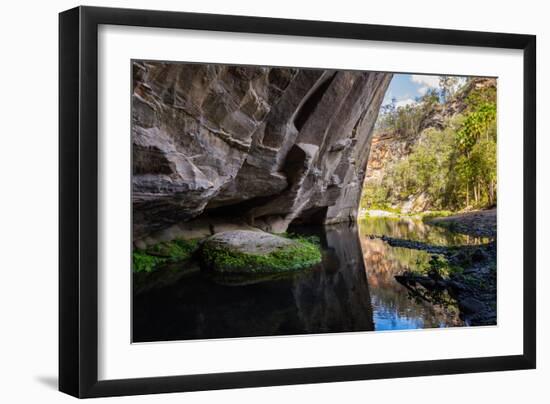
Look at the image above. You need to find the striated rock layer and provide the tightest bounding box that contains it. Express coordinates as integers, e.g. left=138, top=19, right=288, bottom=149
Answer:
left=132, top=61, right=392, bottom=240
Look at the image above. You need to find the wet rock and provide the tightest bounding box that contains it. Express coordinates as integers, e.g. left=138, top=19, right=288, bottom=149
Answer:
left=459, top=297, right=485, bottom=314
left=471, top=248, right=487, bottom=263
left=387, top=234, right=496, bottom=327
left=447, top=280, right=467, bottom=291
left=427, top=268, right=444, bottom=281
left=377, top=235, right=448, bottom=254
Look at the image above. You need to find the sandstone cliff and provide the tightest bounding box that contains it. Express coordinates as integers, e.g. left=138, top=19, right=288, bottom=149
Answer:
left=132, top=61, right=391, bottom=241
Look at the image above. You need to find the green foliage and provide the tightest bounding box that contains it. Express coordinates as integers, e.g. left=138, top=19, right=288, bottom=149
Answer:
left=464, top=84, right=496, bottom=110
left=284, top=234, right=321, bottom=246
left=439, top=76, right=459, bottom=102
left=132, top=250, right=167, bottom=273
left=456, top=102, right=496, bottom=153
left=360, top=183, right=391, bottom=211
left=202, top=237, right=322, bottom=274
left=408, top=254, right=463, bottom=278
left=376, top=90, right=439, bottom=136
left=147, top=239, right=200, bottom=260
left=363, top=81, right=497, bottom=212
left=372, top=126, right=456, bottom=208
left=419, top=211, right=454, bottom=221
left=132, top=239, right=200, bottom=273
left=427, top=255, right=454, bottom=278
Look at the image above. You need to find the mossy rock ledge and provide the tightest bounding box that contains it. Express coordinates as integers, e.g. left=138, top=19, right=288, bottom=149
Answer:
left=200, top=230, right=322, bottom=274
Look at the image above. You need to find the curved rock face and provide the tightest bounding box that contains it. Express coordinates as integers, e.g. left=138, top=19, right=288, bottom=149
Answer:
left=133, top=61, right=392, bottom=240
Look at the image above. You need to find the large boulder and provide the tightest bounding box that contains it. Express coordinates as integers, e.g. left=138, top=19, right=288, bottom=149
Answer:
left=132, top=61, right=392, bottom=239
left=199, top=230, right=321, bottom=273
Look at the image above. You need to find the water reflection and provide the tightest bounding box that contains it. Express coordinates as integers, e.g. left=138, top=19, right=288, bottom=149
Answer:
left=133, top=224, right=374, bottom=342
left=358, top=216, right=490, bottom=246
left=360, top=235, right=462, bottom=330
left=358, top=217, right=472, bottom=330
left=133, top=218, right=471, bottom=342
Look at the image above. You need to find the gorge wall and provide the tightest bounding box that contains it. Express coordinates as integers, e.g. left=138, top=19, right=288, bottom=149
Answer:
left=364, top=77, right=497, bottom=213
left=132, top=61, right=392, bottom=243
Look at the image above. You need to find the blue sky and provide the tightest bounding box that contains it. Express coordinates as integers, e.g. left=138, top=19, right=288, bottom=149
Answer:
left=382, top=74, right=466, bottom=107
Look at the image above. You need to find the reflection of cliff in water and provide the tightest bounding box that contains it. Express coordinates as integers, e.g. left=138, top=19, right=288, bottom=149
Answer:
left=360, top=235, right=463, bottom=330
left=133, top=218, right=468, bottom=342
left=290, top=224, right=374, bottom=334
left=133, top=224, right=374, bottom=342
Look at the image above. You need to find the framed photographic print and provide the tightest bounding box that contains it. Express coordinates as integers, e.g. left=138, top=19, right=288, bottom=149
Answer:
left=59, top=6, right=536, bottom=398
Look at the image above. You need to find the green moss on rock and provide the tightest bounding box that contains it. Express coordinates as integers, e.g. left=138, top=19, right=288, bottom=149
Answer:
left=132, top=239, right=200, bottom=273
left=200, top=231, right=322, bottom=274
left=147, top=239, right=199, bottom=260
left=132, top=250, right=167, bottom=273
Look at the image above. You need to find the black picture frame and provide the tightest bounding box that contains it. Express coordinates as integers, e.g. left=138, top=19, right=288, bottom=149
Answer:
left=59, top=5, right=536, bottom=398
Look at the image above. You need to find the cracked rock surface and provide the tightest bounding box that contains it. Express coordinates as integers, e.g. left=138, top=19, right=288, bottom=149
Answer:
left=132, top=61, right=392, bottom=240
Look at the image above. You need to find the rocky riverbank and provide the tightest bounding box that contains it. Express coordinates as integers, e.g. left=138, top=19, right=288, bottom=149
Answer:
left=427, top=208, right=496, bottom=238
left=372, top=209, right=497, bottom=326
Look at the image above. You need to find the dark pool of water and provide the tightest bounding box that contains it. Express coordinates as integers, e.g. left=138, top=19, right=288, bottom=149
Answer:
left=133, top=217, right=485, bottom=342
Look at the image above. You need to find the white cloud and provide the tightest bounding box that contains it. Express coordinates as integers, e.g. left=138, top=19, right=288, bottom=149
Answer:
left=411, top=75, right=440, bottom=91
left=411, top=75, right=469, bottom=97
left=417, top=86, right=429, bottom=95
left=395, top=98, right=416, bottom=108
left=455, top=77, right=468, bottom=92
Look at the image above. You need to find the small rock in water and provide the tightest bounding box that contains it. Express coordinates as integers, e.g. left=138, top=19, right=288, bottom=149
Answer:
left=200, top=230, right=321, bottom=274
left=203, top=230, right=294, bottom=254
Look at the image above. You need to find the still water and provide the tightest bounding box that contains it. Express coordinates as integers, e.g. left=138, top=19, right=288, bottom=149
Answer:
left=133, top=217, right=486, bottom=342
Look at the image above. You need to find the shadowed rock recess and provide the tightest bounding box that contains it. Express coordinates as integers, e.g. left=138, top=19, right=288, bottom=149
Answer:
left=132, top=61, right=392, bottom=242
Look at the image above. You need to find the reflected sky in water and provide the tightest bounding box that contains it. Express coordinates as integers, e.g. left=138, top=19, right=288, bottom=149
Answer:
left=358, top=217, right=486, bottom=331
left=133, top=218, right=479, bottom=342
